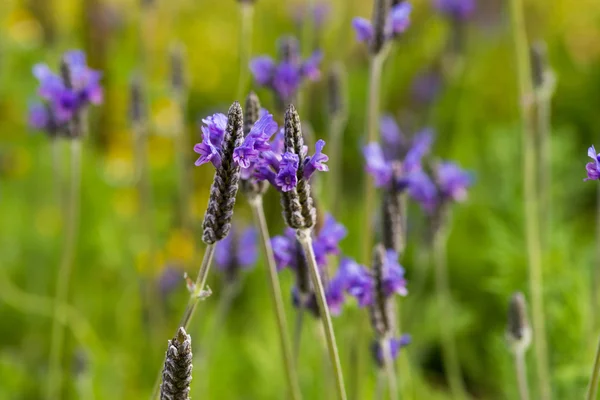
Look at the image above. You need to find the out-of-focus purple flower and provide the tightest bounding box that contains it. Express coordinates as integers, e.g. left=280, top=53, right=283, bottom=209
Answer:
left=380, top=115, right=405, bottom=151
left=412, top=70, right=443, bottom=104
left=331, top=258, right=373, bottom=308
left=28, top=103, right=50, bottom=131
left=585, top=145, right=600, bottom=181
left=292, top=2, right=330, bottom=29
left=383, top=250, right=408, bottom=297
left=433, top=0, right=476, bottom=20
left=304, top=139, right=329, bottom=179
left=63, top=50, right=104, bottom=105
left=215, top=225, right=258, bottom=281
left=272, top=229, right=296, bottom=271
left=364, top=143, right=394, bottom=187
left=353, top=2, right=412, bottom=45
left=158, top=265, right=184, bottom=297
left=314, top=214, right=347, bottom=254
left=407, top=170, right=437, bottom=212
left=250, top=38, right=322, bottom=102
left=404, top=129, right=434, bottom=172
left=437, top=161, right=473, bottom=202
left=352, top=18, right=374, bottom=43
left=371, top=335, right=411, bottom=366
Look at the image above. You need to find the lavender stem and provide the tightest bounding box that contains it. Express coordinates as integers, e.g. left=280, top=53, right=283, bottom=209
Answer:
left=595, top=185, right=600, bottom=332
left=380, top=336, right=399, bottom=400
left=296, top=229, right=347, bottom=400
left=508, top=0, right=551, bottom=397
left=179, top=243, right=216, bottom=330
left=51, top=137, right=62, bottom=207
left=433, top=224, right=466, bottom=398
left=236, top=3, right=254, bottom=101
left=293, top=306, right=305, bottom=363
left=514, top=348, right=530, bottom=400
left=46, top=139, right=82, bottom=400
left=586, top=336, right=600, bottom=400
left=249, top=197, right=303, bottom=400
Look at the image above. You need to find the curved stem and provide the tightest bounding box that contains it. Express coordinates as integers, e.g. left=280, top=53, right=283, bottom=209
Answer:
left=249, top=198, right=303, bottom=400
left=514, top=349, right=530, bottom=400
left=236, top=4, right=253, bottom=101
left=46, top=139, right=82, bottom=400
left=297, top=230, right=347, bottom=400
left=508, top=0, right=551, bottom=398
left=381, top=337, right=399, bottom=400
left=587, top=336, right=600, bottom=400
left=433, top=226, right=466, bottom=398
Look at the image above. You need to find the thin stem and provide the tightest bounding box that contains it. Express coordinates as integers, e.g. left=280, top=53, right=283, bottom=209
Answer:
left=536, top=90, right=551, bottom=240
left=380, top=337, right=399, bottom=400
left=236, top=4, right=253, bottom=101
left=508, top=0, right=551, bottom=398
left=293, top=306, right=305, bottom=363
left=433, top=225, right=466, bottom=398
left=46, top=139, right=82, bottom=400
left=595, top=185, right=600, bottom=332
left=375, top=370, right=386, bottom=400
left=514, top=349, right=531, bottom=400
left=297, top=230, right=347, bottom=400
left=249, top=198, right=303, bottom=400
left=586, top=335, right=600, bottom=400
left=51, top=137, right=62, bottom=207
left=174, top=92, right=191, bottom=231
left=362, top=52, right=386, bottom=264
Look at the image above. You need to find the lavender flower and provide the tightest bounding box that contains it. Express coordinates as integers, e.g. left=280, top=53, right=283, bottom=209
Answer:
left=250, top=37, right=322, bottom=104
left=160, top=328, right=193, bottom=400
left=433, top=0, right=475, bottom=20
left=215, top=225, right=258, bottom=283
left=29, top=50, right=103, bottom=137
left=352, top=2, right=412, bottom=50
left=437, top=161, right=473, bottom=202
left=585, top=145, right=600, bottom=181
left=371, top=335, right=411, bottom=367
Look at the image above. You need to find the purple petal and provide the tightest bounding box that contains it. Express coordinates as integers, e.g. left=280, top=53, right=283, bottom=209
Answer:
left=304, top=139, right=329, bottom=179
left=238, top=227, right=258, bottom=268
left=301, top=51, right=323, bottom=81
left=363, top=143, right=393, bottom=187
left=388, top=3, right=412, bottom=37
left=250, top=56, right=276, bottom=86
left=352, top=18, right=374, bottom=43
left=273, top=62, right=302, bottom=101
left=437, top=161, right=473, bottom=202
left=275, top=152, right=300, bottom=192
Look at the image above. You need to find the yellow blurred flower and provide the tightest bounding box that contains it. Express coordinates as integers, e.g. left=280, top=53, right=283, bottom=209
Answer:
left=5, top=8, right=42, bottom=47
left=165, top=229, right=196, bottom=265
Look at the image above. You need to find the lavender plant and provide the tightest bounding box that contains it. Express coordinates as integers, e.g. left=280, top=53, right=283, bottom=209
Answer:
left=506, top=292, right=532, bottom=400
left=29, top=50, right=103, bottom=400
left=160, top=327, right=193, bottom=400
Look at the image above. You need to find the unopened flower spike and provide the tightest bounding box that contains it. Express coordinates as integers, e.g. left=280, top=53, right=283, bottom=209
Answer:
left=352, top=0, right=412, bottom=53
left=506, top=292, right=531, bottom=352
left=201, top=102, right=244, bottom=244
left=160, top=327, right=193, bottom=400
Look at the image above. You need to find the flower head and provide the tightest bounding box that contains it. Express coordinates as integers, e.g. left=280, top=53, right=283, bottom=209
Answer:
left=585, top=145, right=600, bottom=181
left=215, top=225, right=258, bottom=282
left=304, top=139, right=329, bottom=179
left=352, top=2, right=412, bottom=48
left=437, top=161, right=473, bottom=202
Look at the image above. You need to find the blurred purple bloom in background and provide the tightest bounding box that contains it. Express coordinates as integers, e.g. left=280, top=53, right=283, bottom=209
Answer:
left=291, top=2, right=330, bottom=29
left=215, top=225, right=258, bottom=281
left=158, top=265, right=184, bottom=298
left=371, top=335, right=411, bottom=366
left=585, top=145, right=600, bottom=181
left=437, top=161, right=473, bottom=202
left=250, top=37, right=322, bottom=102
left=352, top=2, right=412, bottom=45
left=433, top=0, right=476, bottom=20
left=411, top=70, right=443, bottom=105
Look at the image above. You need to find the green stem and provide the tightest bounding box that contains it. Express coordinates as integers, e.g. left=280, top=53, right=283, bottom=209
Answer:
left=508, top=0, right=551, bottom=398
left=46, top=139, right=82, bottom=400
left=375, top=370, right=385, bottom=400
left=536, top=90, right=551, bottom=240
left=51, top=137, right=62, bottom=207
left=236, top=4, right=253, bottom=101
left=249, top=197, right=303, bottom=400
left=595, top=185, right=600, bottom=332
left=586, top=335, right=600, bottom=400
left=514, top=349, right=530, bottom=400
left=293, top=306, right=305, bottom=364
left=433, top=224, right=466, bottom=399
left=381, top=337, right=399, bottom=400
left=297, top=229, right=347, bottom=400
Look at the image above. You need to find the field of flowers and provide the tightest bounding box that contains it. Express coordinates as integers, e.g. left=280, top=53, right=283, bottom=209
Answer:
left=2, top=0, right=600, bottom=399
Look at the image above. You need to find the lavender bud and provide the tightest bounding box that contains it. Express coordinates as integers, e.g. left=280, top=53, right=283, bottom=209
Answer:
left=281, top=104, right=316, bottom=230
left=530, top=41, right=548, bottom=90
left=369, top=244, right=396, bottom=337
left=327, top=64, right=347, bottom=119
left=129, top=77, right=146, bottom=125
left=381, top=190, right=404, bottom=254
left=241, top=92, right=269, bottom=198
left=370, top=0, right=392, bottom=54
left=202, top=102, right=244, bottom=244
left=160, top=327, right=193, bottom=400
left=506, top=292, right=532, bottom=351
left=170, top=44, right=186, bottom=96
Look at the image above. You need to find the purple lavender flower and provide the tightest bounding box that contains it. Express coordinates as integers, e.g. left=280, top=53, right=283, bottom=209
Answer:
left=158, top=265, right=184, bottom=298
left=234, top=110, right=278, bottom=169
left=371, top=335, right=411, bottom=366
left=364, top=143, right=394, bottom=187
left=215, top=225, right=258, bottom=282
left=407, top=170, right=438, bottom=213
left=275, top=152, right=300, bottom=192
left=433, top=0, right=476, bottom=20
left=194, top=127, right=223, bottom=168
left=352, top=2, right=412, bottom=45
left=304, top=139, right=329, bottom=179
left=382, top=250, right=408, bottom=297
left=250, top=38, right=322, bottom=102
left=585, top=145, right=600, bottom=181
left=437, top=161, right=473, bottom=202
left=330, top=258, right=374, bottom=308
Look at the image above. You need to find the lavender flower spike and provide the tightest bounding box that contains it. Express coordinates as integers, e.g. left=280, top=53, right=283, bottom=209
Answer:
left=160, top=327, right=193, bottom=400
left=585, top=145, right=600, bottom=181
left=202, top=102, right=244, bottom=244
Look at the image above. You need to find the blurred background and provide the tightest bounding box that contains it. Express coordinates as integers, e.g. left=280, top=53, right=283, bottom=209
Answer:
left=1, top=0, right=600, bottom=398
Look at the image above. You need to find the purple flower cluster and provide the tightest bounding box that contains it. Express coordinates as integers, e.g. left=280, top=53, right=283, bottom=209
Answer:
left=410, top=161, right=473, bottom=213
left=327, top=250, right=408, bottom=315
left=215, top=225, right=258, bottom=276
left=352, top=2, right=412, bottom=44
left=194, top=108, right=329, bottom=192
left=371, top=335, right=412, bottom=366
left=585, top=145, right=600, bottom=181
left=433, top=0, right=476, bottom=20
left=250, top=37, right=322, bottom=102
left=29, top=50, right=103, bottom=135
